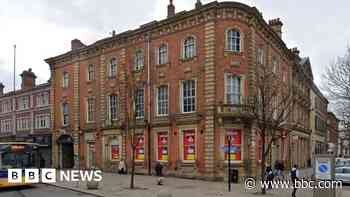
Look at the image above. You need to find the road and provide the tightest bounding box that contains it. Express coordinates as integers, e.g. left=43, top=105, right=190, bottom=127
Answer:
left=0, top=184, right=96, bottom=197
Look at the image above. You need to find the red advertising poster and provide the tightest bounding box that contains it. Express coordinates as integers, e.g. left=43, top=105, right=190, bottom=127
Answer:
left=111, top=145, right=119, bottom=160
left=183, top=130, right=196, bottom=161
left=157, top=132, right=168, bottom=161
left=135, top=135, right=145, bottom=161
left=225, top=129, right=242, bottom=160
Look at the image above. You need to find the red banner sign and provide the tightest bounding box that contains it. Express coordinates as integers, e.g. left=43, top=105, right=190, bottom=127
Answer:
left=183, top=130, right=196, bottom=161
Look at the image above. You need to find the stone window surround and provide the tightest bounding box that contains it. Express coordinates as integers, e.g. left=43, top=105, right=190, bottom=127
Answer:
left=180, top=79, right=197, bottom=114
left=219, top=126, right=244, bottom=164
left=225, top=26, right=244, bottom=53
left=178, top=126, right=198, bottom=164
left=155, top=84, right=169, bottom=117
left=181, top=34, right=197, bottom=60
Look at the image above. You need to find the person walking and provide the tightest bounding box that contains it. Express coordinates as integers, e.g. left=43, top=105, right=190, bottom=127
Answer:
left=118, top=159, right=126, bottom=175
left=265, top=166, right=274, bottom=190
left=291, top=165, right=299, bottom=197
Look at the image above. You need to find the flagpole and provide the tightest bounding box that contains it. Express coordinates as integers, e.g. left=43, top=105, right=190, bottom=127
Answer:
left=13, top=44, right=16, bottom=92
left=13, top=44, right=16, bottom=137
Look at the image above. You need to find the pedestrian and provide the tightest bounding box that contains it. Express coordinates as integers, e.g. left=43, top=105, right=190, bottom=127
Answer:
left=118, top=159, right=126, bottom=175
left=291, top=164, right=299, bottom=197
left=280, top=161, right=285, bottom=179
left=155, top=162, right=164, bottom=185
left=265, top=166, right=274, bottom=190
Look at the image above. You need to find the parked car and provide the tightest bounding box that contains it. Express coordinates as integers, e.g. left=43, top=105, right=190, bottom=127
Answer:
left=335, top=167, right=350, bottom=184
left=336, top=158, right=350, bottom=167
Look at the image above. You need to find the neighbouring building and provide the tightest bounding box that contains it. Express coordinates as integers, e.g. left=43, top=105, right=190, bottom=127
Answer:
left=46, top=1, right=314, bottom=179
left=338, top=128, right=350, bottom=157
left=0, top=68, right=52, bottom=167
left=310, top=83, right=329, bottom=158
left=326, top=112, right=339, bottom=154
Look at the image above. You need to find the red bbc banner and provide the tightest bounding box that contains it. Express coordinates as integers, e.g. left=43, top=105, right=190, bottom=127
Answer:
left=226, top=129, right=241, bottom=144
left=135, top=135, right=145, bottom=161
left=225, top=129, right=242, bottom=160
left=183, top=130, right=195, bottom=161
left=111, top=145, right=119, bottom=160
left=158, top=133, right=168, bottom=161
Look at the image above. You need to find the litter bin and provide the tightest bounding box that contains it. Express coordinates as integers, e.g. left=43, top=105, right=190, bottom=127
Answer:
left=230, top=169, right=239, bottom=183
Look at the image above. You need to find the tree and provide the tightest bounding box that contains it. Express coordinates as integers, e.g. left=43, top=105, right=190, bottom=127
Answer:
left=324, top=47, right=350, bottom=128
left=249, top=62, right=297, bottom=194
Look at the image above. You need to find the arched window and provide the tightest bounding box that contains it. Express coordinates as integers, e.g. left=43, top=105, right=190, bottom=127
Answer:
left=227, top=29, right=241, bottom=52
left=158, top=44, right=168, bottom=65
left=183, top=36, right=196, bottom=59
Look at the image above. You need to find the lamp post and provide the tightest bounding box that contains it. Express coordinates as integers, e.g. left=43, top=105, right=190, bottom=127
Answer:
left=227, top=135, right=232, bottom=192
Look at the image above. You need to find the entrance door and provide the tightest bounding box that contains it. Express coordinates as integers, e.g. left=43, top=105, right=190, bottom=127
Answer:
left=57, top=135, right=74, bottom=169
left=61, top=143, right=74, bottom=169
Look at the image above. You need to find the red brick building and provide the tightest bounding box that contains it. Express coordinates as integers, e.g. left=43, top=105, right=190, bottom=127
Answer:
left=45, top=1, right=312, bottom=179
left=0, top=69, right=52, bottom=167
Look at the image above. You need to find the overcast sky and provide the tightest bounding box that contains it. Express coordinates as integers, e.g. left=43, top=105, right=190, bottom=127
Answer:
left=0, top=0, right=349, bottom=93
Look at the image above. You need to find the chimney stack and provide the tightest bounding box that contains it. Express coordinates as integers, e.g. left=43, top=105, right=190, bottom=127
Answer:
left=167, top=0, right=175, bottom=18
left=0, top=83, right=4, bottom=96
left=71, top=39, right=86, bottom=51
left=290, top=47, right=300, bottom=57
left=268, top=18, right=283, bottom=38
left=20, top=68, right=37, bottom=90
left=195, top=0, right=202, bottom=9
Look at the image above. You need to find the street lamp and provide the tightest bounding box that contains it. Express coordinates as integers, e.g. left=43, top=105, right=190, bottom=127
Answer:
left=227, top=135, right=232, bottom=192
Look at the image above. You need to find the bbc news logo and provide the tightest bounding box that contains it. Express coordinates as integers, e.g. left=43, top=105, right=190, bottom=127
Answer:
left=8, top=169, right=103, bottom=183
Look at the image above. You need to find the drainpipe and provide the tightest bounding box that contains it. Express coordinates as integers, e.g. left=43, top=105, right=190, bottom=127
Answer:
left=146, top=32, right=152, bottom=175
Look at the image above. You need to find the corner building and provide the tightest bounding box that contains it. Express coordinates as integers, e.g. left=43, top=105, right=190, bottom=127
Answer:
left=46, top=1, right=310, bottom=179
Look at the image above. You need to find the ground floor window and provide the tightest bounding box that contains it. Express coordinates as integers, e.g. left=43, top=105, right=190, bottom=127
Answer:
left=110, top=138, right=120, bottom=161
left=135, top=135, right=145, bottom=161
left=183, top=129, right=196, bottom=162
left=225, top=129, right=242, bottom=161
left=157, top=132, right=168, bottom=162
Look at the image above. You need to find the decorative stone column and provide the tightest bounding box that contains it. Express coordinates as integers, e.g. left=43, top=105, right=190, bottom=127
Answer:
left=203, top=20, right=216, bottom=178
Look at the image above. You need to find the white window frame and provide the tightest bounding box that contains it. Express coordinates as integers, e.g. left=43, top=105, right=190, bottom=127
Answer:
left=36, top=92, right=49, bottom=107
left=135, top=88, right=144, bottom=119
left=257, top=48, right=264, bottom=65
left=87, top=64, right=95, bottom=81
left=19, top=96, right=30, bottom=110
left=224, top=74, right=242, bottom=105
left=180, top=80, right=196, bottom=113
left=156, top=85, right=169, bottom=116
left=157, top=44, right=168, bottom=65
left=179, top=128, right=197, bottom=163
left=0, top=119, right=12, bottom=133
left=86, top=97, right=95, bottom=123
left=107, top=95, right=118, bottom=121
left=1, top=100, right=12, bottom=113
left=35, top=114, right=50, bottom=129
left=62, top=72, right=69, bottom=88
left=62, top=102, right=69, bottom=126
left=226, top=29, right=241, bottom=52
left=183, top=36, right=196, bottom=59
left=134, top=49, right=144, bottom=71
left=16, top=117, right=31, bottom=131
left=108, top=57, right=117, bottom=78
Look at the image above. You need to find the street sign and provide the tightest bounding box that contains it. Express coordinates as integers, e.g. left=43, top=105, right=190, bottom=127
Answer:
left=315, top=157, right=332, bottom=180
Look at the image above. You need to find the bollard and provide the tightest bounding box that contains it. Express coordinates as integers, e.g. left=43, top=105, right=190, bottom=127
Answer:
left=157, top=189, right=172, bottom=197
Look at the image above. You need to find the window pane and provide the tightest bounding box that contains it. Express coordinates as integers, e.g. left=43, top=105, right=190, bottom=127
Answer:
left=227, top=30, right=240, bottom=52
left=182, top=80, right=196, bottom=113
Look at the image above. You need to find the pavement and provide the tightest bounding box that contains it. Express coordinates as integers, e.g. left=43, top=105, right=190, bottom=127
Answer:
left=0, top=184, right=96, bottom=197
left=45, top=168, right=350, bottom=197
